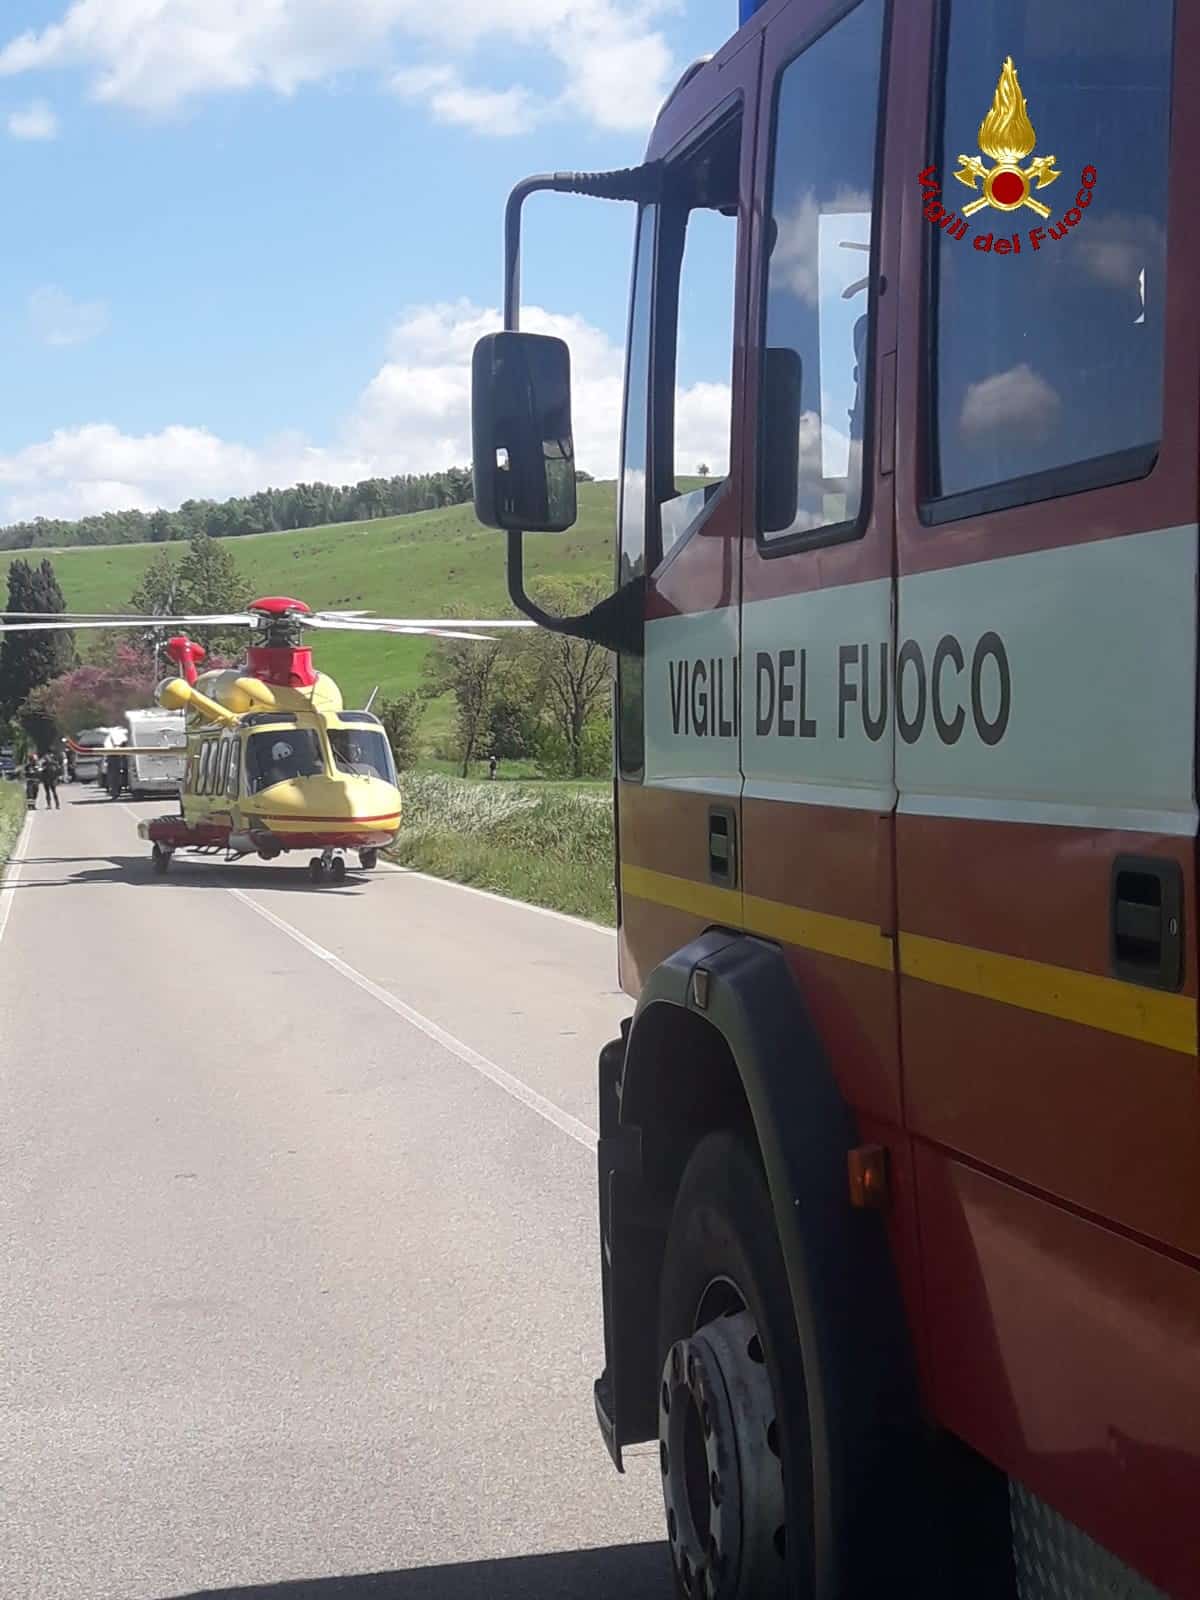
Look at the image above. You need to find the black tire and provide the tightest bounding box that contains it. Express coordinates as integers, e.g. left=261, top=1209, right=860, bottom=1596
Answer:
left=658, top=1131, right=812, bottom=1599
left=151, top=844, right=171, bottom=875
left=359, top=849, right=378, bottom=871
left=308, top=857, right=324, bottom=883
left=330, top=856, right=347, bottom=883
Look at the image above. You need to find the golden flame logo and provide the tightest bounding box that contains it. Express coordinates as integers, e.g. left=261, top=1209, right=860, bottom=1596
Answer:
left=955, top=57, right=1060, bottom=217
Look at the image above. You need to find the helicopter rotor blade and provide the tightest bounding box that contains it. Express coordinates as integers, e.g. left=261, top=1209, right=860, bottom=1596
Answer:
left=0, top=612, right=254, bottom=632
left=303, top=617, right=502, bottom=641
left=306, top=614, right=535, bottom=633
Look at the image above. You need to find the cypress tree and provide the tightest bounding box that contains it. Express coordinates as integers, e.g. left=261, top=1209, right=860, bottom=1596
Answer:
left=0, top=557, right=74, bottom=719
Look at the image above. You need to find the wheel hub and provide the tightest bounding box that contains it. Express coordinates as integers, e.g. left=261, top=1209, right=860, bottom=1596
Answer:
left=659, top=1309, right=787, bottom=1598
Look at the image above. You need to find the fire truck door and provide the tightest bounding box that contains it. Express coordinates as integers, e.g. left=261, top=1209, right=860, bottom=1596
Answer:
left=894, top=4, right=1200, bottom=1592
left=738, top=0, right=904, bottom=1134
left=615, top=43, right=760, bottom=994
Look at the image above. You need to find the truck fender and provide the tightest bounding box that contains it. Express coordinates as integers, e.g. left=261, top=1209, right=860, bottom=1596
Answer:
left=599, top=930, right=921, bottom=1595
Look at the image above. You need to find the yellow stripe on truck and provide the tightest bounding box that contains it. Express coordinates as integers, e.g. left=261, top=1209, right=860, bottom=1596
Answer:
left=898, top=932, right=1197, bottom=1057
left=620, top=863, right=1197, bottom=1056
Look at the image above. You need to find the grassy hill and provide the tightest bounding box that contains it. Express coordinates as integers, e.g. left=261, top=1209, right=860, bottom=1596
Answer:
left=0, top=482, right=617, bottom=714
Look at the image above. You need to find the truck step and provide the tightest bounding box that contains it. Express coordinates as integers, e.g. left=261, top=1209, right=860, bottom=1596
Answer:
left=1010, top=1481, right=1166, bottom=1600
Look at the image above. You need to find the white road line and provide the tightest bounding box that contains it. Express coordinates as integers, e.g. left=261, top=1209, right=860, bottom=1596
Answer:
left=227, top=887, right=599, bottom=1153
left=0, top=812, right=31, bottom=951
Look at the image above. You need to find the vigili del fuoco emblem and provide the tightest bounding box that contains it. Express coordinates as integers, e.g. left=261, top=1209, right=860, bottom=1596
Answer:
left=954, top=56, right=1060, bottom=217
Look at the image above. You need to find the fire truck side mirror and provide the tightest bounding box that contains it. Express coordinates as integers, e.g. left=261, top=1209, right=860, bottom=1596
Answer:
left=471, top=332, right=578, bottom=535
left=760, top=347, right=803, bottom=535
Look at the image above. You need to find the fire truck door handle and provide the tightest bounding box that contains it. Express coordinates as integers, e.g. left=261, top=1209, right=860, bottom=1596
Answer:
left=708, top=806, right=737, bottom=889
left=1110, top=856, right=1183, bottom=991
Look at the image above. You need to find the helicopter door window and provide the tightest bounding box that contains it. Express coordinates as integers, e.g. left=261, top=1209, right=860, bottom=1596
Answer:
left=245, top=729, right=325, bottom=793
left=328, top=728, right=396, bottom=783
left=226, top=741, right=240, bottom=799
left=198, top=742, right=212, bottom=795
left=217, top=742, right=231, bottom=797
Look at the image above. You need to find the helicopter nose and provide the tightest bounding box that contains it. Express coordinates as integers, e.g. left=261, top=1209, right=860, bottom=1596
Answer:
left=256, top=774, right=401, bottom=823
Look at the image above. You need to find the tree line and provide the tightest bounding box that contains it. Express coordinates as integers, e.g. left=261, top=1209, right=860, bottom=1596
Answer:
left=0, top=468, right=478, bottom=552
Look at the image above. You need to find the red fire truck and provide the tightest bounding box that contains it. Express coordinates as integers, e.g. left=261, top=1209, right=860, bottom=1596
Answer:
left=471, top=1, right=1196, bottom=1594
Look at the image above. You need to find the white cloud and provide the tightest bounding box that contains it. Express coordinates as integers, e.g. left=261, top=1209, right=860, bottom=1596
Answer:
left=28, top=285, right=109, bottom=347
left=0, top=0, right=674, bottom=133
left=772, top=188, right=873, bottom=307
left=960, top=363, right=1061, bottom=442
left=391, top=65, right=536, bottom=135
left=7, top=97, right=58, bottom=138
left=0, top=300, right=732, bottom=524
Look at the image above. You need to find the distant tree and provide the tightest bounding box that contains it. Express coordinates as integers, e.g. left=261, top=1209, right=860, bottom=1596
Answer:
left=574, top=469, right=595, bottom=483
left=129, top=548, right=186, bottom=617
left=486, top=692, right=536, bottom=759
left=23, top=643, right=157, bottom=736
left=524, top=578, right=611, bottom=778
left=426, top=633, right=514, bottom=778
left=375, top=692, right=422, bottom=771
left=697, top=463, right=710, bottom=478
left=175, top=535, right=246, bottom=655
left=0, top=557, right=74, bottom=720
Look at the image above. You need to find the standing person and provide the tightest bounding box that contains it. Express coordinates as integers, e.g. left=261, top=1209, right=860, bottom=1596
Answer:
left=23, top=754, right=40, bottom=811
left=40, top=751, right=61, bottom=810
left=488, top=753, right=498, bottom=781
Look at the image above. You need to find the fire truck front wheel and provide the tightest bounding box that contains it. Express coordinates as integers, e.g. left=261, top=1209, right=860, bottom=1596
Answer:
left=657, top=1130, right=807, bottom=1600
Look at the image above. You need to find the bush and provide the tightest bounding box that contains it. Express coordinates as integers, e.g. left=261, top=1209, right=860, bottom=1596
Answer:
left=375, top=692, right=422, bottom=771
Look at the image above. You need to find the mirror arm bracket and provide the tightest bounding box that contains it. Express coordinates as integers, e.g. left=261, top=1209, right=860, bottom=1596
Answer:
left=506, top=531, right=644, bottom=656
left=500, top=162, right=660, bottom=655
left=503, top=165, right=663, bottom=329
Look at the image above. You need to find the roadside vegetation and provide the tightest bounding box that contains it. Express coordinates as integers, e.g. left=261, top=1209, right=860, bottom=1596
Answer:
left=389, top=774, right=615, bottom=924
left=0, top=780, right=25, bottom=880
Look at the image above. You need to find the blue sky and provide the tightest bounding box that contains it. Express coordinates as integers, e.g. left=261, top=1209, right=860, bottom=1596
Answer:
left=0, top=0, right=730, bottom=522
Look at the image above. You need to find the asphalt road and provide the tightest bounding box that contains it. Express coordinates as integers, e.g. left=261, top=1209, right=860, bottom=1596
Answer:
left=1, top=788, right=668, bottom=1600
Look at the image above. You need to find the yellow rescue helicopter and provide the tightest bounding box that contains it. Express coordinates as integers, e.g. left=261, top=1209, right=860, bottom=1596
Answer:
left=2, top=595, right=532, bottom=882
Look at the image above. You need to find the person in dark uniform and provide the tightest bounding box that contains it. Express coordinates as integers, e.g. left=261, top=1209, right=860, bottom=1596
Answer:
left=24, top=755, right=41, bottom=810
left=40, top=752, right=61, bottom=810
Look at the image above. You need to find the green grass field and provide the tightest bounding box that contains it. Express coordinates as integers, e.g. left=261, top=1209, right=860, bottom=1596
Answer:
left=389, top=772, right=615, bottom=924
left=0, top=482, right=618, bottom=709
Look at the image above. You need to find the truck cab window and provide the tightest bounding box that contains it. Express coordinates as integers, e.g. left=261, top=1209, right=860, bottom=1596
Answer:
left=927, top=0, right=1173, bottom=513
left=617, top=205, right=656, bottom=780
left=758, top=0, right=886, bottom=544
left=618, top=205, right=655, bottom=591
left=656, top=114, right=740, bottom=562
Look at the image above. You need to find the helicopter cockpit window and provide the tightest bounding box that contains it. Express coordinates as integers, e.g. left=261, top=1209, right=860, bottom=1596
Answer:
left=328, top=728, right=396, bottom=783
left=244, top=729, right=325, bottom=792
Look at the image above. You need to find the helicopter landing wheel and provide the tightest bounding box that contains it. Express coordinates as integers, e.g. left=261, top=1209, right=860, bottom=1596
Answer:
left=308, top=856, right=325, bottom=883
left=151, top=843, right=172, bottom=875
left=359, top=849, right=378, bottom=871
left=330, top=856, right=347, bottom=884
